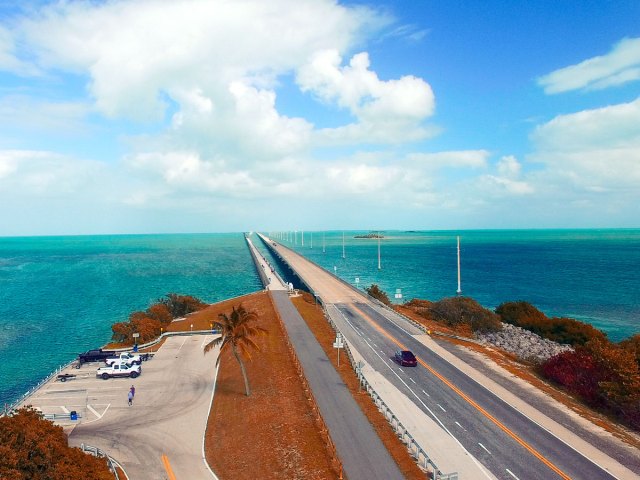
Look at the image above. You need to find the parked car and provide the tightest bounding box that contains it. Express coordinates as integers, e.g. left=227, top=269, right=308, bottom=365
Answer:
left=96, top=362, right=141, bottom=380
left=105, top=352, right=144, bottom=366
left=77, top=349, right=117, bottom=368
left=394, top=350, right=417, bottom=367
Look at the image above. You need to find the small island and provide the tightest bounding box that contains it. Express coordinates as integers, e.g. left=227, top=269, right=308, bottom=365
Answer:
left=354, top=232, right=384, bottom=239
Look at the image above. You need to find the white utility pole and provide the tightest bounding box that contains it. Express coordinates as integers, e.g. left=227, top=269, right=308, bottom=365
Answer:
left=457, top=236, right=462, bottom=295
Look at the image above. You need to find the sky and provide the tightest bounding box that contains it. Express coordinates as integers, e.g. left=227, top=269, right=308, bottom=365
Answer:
left=0, top=0, right=639, bottom=235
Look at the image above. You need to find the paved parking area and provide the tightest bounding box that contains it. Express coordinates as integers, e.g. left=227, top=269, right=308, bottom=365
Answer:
left=19, top=335, right=219, bottom=479
left=20, top=360, right=140, bottom=428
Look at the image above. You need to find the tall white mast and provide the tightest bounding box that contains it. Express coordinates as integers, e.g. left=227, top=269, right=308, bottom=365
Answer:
left=323, top=231, right=325, bottom=253
left=342, top=231, right=346, bottom=259
left=301, top=230, right=304, bottom=246
left=377, top=231, right=381, bottom=270
left=456, top=236, right=462, bottom=295
left=310, top=232, right=313, bottom=248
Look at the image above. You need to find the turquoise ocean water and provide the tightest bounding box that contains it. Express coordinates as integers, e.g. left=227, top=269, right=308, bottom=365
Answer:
left=0, top=233, right=261, bottom=408
left=1, top=230, right=638, bottom=407
left=256, top=229, right=640, bottom=341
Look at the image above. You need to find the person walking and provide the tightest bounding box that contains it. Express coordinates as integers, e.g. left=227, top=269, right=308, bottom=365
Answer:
left=127, top=389, right=133, bottom=406
left=130, top=385, right=135, bottom=398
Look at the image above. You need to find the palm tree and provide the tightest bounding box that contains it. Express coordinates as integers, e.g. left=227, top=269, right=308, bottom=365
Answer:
left=204, top=304, right=267, bottom=396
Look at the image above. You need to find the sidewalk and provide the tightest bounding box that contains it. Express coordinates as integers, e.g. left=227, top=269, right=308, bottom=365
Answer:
left=270, top=291, right=404, bottom=480
left=245, top=235, right=287, bottom=291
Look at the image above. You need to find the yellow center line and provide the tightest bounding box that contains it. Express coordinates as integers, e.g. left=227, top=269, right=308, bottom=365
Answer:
left=348, top=303, right=572, bottom=480
left=161, top=453, right=177, bottom=480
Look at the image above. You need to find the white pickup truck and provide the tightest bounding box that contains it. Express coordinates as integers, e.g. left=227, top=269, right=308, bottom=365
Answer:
left=96, top=362, right=141, bottom=380
left=105, top=352, right=143, bottom=366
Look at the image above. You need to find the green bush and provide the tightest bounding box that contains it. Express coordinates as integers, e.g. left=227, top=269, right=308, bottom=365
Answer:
left=365, top=284, right=391, bottom=306
left=430, top=296, right=502, bottom=333
left=496, top=301, right=606, bottom=346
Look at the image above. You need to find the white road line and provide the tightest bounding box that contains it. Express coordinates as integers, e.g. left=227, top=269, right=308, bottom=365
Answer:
left=177, top=336, right=188, bottom=353
left=437, top=404, right=446, bottom=412
left=422, top=389, right=430, bottom=397
left=506, top=468, right=520, bottom=480
left=365, top=304, right=414, bottom=335
left=200, top=335, right=214, bottom=349
left=409, top=378, right=416, bottom=384
left=478, top=443, right=492, bottom=455
left=333, top=308, right=492, bottom=480
left=455, top=421, right=466, bottom=430
left=330, top=304, right=500, bottom=480
left=86, top=404, right=100, bottom=418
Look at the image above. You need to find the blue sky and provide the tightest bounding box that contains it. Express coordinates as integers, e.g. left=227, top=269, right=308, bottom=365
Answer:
left=0, top=0, right=639, bottom=235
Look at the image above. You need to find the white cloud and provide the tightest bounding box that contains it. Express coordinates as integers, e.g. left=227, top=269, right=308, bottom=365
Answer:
left=298, top=49, right=436, bottom=144
left=530, top=97, right=640, bottom=190
left=496, top=155, right=521, bottom=178
left=0, top=95, right=90, bottom=133
left=538, top=37, right=640, bottom=94
left=0, top=149, right=109, bottom=195
left=406, top=150, right=489, bottom=169
left=15, top=0, right=379, bottom=120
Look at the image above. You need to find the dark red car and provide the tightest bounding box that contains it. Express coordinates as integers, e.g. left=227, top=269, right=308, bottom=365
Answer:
left=394, top=350, right=417, bottom=367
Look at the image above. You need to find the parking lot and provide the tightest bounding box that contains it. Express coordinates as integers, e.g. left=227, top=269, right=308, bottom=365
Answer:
left=19, top=356, right=150, bottom=430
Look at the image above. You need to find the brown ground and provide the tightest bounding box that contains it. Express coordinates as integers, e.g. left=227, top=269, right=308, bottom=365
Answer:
left=203, top=291, right=338, bottom=480
left=395, top=304, right=640, bottom=449
left=291, top=293, right=427, bottom=479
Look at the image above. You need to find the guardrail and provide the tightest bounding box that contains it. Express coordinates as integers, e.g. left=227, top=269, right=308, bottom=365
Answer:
left=3, top=329, right=220, bottom=416
left=257, top=233, right=480, bottom=348
left=323, top=306, right=458, bottom=480
left=245, top=234, right=288, bottom=289
left=3, top=358, right=78, bottom=415
left=266, top=292, right=345, bottom=480
left=81, top=443, right=127, bottom=480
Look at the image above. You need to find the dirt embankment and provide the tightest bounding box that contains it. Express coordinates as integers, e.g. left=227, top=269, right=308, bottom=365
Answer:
left=203, top=291, right=337, bottom=480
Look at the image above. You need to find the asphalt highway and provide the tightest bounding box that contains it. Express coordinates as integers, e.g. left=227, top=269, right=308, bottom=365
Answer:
left=333, top=301, right=618, bottom=480
left=67, top=335, right=219, bottom=480
left=259, top=234, right=636, bottom=480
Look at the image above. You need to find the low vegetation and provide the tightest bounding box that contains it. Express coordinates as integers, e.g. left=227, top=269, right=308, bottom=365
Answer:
left=493, top=301, right=640, bottom=430
left=496, top=301, right=607, bottom=346
left=0, top=408, right=113, bottom=480
left=540, top=340, right=640, bottom=430
left=110, top=293, right=207, bottom=344
left=365, top=284, right=391, bottom=305
left=205, top=292, right=337, bottom=479
left=403, top=296, right=501, bottom=333
left=402, top=295, right=640, bottom=432
left=204, top=304, right=267, bottom=396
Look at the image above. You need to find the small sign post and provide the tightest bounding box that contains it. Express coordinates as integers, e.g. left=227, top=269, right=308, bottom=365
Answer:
left=394, top=288, right=403, bottom=300
left=356, top=360, right=364, bottom=392
left=333, top=332, right=344, bottom=366
left=132, top=333, right=140, bottom=353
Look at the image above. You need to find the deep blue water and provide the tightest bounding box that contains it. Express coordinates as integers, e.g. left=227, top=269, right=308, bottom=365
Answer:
left=0, top=233, right=261, bottom=407
left=1, top=230, right=638, bottom=407
left=259, top=229, right=639, bottom=342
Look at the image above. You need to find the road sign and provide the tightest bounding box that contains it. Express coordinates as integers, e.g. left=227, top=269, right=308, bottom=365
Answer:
left=333, top=333, right=344, bottom=366
left=394, top=288, right=402, bottom=299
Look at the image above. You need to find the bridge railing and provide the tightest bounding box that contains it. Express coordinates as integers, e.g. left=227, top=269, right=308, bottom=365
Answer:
left=266, top=292, right=346, bottom=480
left=80, top=443, right=127, bottom=480
left=323, top=305, right=458, bottom=480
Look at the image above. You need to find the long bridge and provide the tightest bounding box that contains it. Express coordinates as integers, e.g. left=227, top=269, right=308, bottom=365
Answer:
left=251, top=232, right=638, bottom=480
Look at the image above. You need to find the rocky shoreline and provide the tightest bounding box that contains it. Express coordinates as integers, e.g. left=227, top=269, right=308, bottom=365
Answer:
left=476, top=323, right=573, bottom=363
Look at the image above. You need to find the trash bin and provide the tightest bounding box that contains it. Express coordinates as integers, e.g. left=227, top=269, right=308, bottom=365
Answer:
left=133, top=344, right=138, bottom=353
left=70, top=411, right=78, bottom=421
